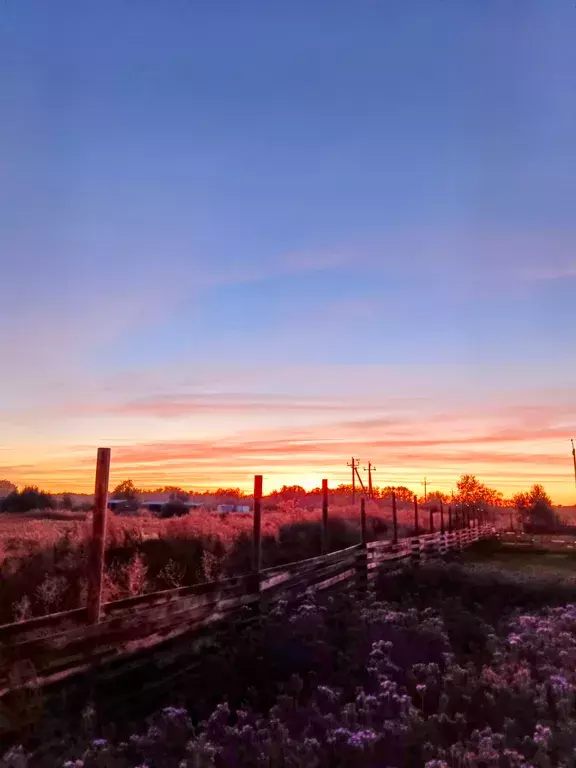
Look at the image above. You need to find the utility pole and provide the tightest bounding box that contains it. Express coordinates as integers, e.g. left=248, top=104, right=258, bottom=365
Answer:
left=347, top=457, right=361, bottom=503
left=354, top=465, right=367, bottom=495
left=364, top=462, right=376, bottom=498
left=572, top=440, right=576, bottom=493
left=422, top=477, right=428, bottom=503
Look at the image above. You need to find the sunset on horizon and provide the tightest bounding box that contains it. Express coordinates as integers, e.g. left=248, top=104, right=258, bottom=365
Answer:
left=2, top=1, right=576, bottom=503
left=3, top=2, right=576, bottom=758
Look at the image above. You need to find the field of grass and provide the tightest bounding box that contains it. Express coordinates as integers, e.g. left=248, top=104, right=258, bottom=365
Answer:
left=7, top=548, right=576, bottom=767
left=0, top=498, right=530, bottom=625
left=0, top=501, right=411, bottom=624
left=465, top=537, right=576, bottom=578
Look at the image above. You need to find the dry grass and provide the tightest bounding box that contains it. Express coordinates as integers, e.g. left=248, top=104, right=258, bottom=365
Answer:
left=1, top=499, right=569, bottom=625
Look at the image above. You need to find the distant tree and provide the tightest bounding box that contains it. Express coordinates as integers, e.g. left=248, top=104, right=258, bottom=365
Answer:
left=111, top=479, right=141, bottom=512
left=427, top=490, right=450, bottom=504
left=527, top=483, right=552, bottom=507
left=112, top=479, right=140, bottom=500
left=1, top=486, right=54, bottom=513
left=378, top=486, right=414, bottom=502
left=60, top=493, right=73, bottom=511
left=276, top=485, right=307, bottom=501
left=513, top=484, right=552, bottom=509
left=455, top=474, right=504, bottom=508
left=514, top=483, right=555, bottom=531
left=0, top=480, right=17, bottom=498
left=162, top=486, right=189, bottom=502
left=456, top=474, right=485, bottom=503
left=214, top=488, right=246, bottom=504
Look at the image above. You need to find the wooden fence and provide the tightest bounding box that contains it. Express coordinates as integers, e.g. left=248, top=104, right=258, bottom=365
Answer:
left=0, top=448, right=495, bottom=735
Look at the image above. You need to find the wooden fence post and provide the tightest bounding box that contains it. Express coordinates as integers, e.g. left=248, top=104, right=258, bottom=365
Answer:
left=87, top=447, right=111, bottom=625
left=253, top=475, right=263, bottom=573
left=440, top=501, right=445, bottom=535
left=412, top=494, right=420, bottom=564
left=321, top=479, right=329, bottom=554
left=356, top=497, right=368, bottom=593
left=448, top=505, right=453, bottom=534
left=392, top=491, right=398, bottom=544
left=429, top=505, right=434, bottom=534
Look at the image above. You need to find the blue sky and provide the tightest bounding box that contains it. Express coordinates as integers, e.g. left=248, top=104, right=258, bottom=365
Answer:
left=1, top=1, right=576, bottom=497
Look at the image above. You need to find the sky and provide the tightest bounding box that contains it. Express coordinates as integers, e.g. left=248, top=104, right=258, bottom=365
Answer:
left=1, top=0, right=576, bottom=502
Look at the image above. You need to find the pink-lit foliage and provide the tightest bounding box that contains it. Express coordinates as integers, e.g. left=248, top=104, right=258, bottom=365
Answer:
left=0, top=498, right=516, bottom=624
left=0, top=502, right=396, bottom=623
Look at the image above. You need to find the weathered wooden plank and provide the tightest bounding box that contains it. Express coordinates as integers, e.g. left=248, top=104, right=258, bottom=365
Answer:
left=260, top=550, right=360, bottom=592
left=0, top=583, right=257, bottom=677
left=313, top=567, right=356, bottom=593
left=0, top=593, right=260, bottom=698
left=261, top=544, right=361, bottom=576
left=0, top=608, right=87, bottom=644
left=0, top=602, right=257, bottom=701
left=366, top=539, right=394, bottom=551
left=367, top=550, right=410, bottom=565
left=262, top=555, right=359, bottom=597
left=103, top=572, right=256, bottom=616
left=261, top=556, right=360, bottom=600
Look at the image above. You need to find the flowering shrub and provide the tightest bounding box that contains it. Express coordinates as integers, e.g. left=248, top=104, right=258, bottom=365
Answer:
left=5, top=562, right=576, bottom=767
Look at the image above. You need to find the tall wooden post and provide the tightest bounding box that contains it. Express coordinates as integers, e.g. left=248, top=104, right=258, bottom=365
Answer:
left=360, top=496, right=367, bottom=546
left=412, top=494, right=420, bottom=564
left=440, top=501, right=445, bottom=535
left=253, top=475, right=263, bottom=573
left=87, top=447, right=111, bottom=625
left=322, top=479, right=329, bottom=554
left=356, top=497, right=368, bottom=593
left=392, top=491, right=398, bottom=544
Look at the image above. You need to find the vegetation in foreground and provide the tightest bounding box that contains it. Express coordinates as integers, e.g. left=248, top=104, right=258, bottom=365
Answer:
left=0, top=476, right=563, bottom=625
left=0, top=507, right=394, bottom=623
left=5, top=556, right=576, bottom=767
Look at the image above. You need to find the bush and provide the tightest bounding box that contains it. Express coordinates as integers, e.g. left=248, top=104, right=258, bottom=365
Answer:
left=159, top=501, right=189, bottom=519
left=0, top=487, right=55, bottom=513
left=524, top=499, right=559, bottom=533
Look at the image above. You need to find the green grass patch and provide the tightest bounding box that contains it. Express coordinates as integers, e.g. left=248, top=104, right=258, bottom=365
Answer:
left=463, top=538, right=576, bottom=576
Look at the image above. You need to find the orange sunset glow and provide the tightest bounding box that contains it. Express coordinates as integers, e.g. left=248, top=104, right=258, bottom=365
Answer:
left=3, top=365, right=575, bottom=504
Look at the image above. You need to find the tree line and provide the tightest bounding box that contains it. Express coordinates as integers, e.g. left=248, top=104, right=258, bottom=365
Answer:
left=0, top=473, right=557, bottom=515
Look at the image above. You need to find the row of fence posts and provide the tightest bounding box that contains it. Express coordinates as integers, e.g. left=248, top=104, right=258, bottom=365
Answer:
left=85, top=448, right=486, bottom=626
